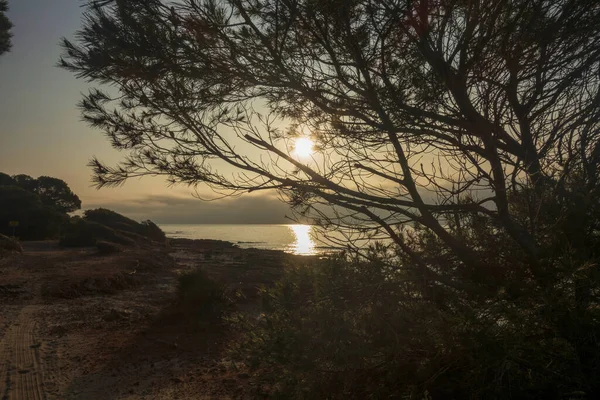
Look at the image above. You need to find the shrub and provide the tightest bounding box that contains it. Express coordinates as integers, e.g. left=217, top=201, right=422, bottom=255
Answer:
left=176, top=269, right=231, bottom=323
left=60, top=217, right=136, bottom=247
left=84, top=208, right=166, bottom=243
left=140, top=219, right=166, bottom=242
left=0, top=233, right=22, bottom=255
left=96, top=240, right=123, bottom=255
left=232, top=247, right=599, bottom=400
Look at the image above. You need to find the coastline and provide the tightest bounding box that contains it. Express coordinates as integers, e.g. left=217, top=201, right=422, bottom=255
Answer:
left=0, top=238, right=313, bottom=399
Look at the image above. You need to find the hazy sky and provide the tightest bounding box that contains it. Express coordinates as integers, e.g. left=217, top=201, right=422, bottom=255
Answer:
left=0, top=0, right=292, bottom=223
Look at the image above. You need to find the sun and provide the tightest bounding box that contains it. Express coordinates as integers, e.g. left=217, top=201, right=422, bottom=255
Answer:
left=293, top=137, right=314, bottom=158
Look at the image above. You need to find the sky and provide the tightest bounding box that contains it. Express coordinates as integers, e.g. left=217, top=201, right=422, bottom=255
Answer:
left=0, top=0, right=292, bottom=224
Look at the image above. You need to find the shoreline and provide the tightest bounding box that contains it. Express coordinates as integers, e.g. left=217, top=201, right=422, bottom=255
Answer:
left=0, top=238, right=308, bottom=399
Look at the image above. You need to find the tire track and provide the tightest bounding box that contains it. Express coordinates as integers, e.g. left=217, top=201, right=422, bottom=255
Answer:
left=40, top=341, right=60, bottom=400
left=0, top=307, right=45, bottom=400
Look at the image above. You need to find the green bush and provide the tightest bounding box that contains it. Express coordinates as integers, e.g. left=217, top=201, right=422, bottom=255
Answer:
left=84, top=208, right=166, bottom=242
left=60, top=217, right=136, bottom=247
left=176, top=269, right=231, bottom=323
left=233, top=236, right=600, bottom=399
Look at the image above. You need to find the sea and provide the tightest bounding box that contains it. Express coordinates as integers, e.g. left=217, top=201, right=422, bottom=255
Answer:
left=159, top=224, right=340, bottom=256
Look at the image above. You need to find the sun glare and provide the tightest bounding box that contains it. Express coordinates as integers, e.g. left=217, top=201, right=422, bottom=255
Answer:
left=289, top=224, right=316, bottom=255
left=293, top=137, right=314, bottom=158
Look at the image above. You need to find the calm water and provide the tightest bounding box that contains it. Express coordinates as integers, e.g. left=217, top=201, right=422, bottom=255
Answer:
left=159, top=224, right=337, bottom=255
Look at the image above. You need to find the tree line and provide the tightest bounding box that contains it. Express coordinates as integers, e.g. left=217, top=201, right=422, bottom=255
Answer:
left=0, top=172, right=81, bottom=239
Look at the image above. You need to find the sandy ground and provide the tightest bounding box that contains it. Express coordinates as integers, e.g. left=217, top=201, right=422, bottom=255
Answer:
left=0, top=240, right=304, bottom=399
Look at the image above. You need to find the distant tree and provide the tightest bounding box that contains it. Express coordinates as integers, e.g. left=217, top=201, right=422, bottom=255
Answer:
left=0, top=0, right=12, bottom=55
left=0, top=186, right=67, bottom=240
left=35, top=176, right=82, bottom=213
left=0, top=172, right=15, bottom=186
left=12, top=174, right=37, bottom=192
left=0, top=173, right=81, bottom=239
left=6, top=174, right=82, bottom=213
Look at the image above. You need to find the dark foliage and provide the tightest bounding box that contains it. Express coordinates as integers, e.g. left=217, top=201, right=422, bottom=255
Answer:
left=0, top=186, right=68, bottom=240
left=0, top=233, right=22, bottom=256
left=60, top=0, right=600, bottom=265
left=12, top=174, right=38, bottom=192
left=96, top=240, right=123, bottom=255
left=59, top=209, right=166, bottom=248
left=235, top=187, right=600, bottom=399
left=0, top=172, right=15, bottom=186
left=84, top=208, right=166, bottom=242
left=176, top=269, right=231, bottom=323
left=0, top=0, right=11, bottom=55
left=8, top=174, right=82, bottom=213
left=59, top=216, right=136, bottom=247
left=35, top=176, right=82, bottom=213
left=0, top=172, right=82, bottom=239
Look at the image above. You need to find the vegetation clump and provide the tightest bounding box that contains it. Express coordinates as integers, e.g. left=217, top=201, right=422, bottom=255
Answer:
left=84, top=208, right=166, bottom=242
left=0, top=185, right=68, bottom=240
left=0, top=0, right=12, bottom=56
left=0, top=233, right=22, bottom=256
left=176, top=269, right=231, bottom=324
left=234, top=186, right=600, bottom=399
left=0, top=172, right=80, bottom=240
left=59, top=216, right=135, bottom=247
left=59, top=209, right=165, bottom=248
left=96, top=240, right=123, bottom=255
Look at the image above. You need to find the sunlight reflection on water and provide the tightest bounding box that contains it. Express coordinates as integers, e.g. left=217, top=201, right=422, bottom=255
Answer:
left=289, top=224, right=316, bottom=255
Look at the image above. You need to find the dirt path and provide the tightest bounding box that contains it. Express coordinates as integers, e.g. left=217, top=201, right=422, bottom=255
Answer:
left=0, top=306, right=45, bottom=400
left=0, top=241, right=280, bottom=399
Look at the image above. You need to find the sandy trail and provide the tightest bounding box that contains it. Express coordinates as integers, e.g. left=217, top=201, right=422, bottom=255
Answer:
left=0, top=306, right=45, bottom=400
left=0, top=240, right=286, bottom=399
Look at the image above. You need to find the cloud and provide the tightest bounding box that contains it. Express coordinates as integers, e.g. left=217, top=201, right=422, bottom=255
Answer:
left=82, top=193, right=295, bottom=224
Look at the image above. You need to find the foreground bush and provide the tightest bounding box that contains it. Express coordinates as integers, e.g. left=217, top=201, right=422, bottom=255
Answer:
left=233, top=222, right=600, bottom=399
left=176, top=269, right=231, bottom=323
